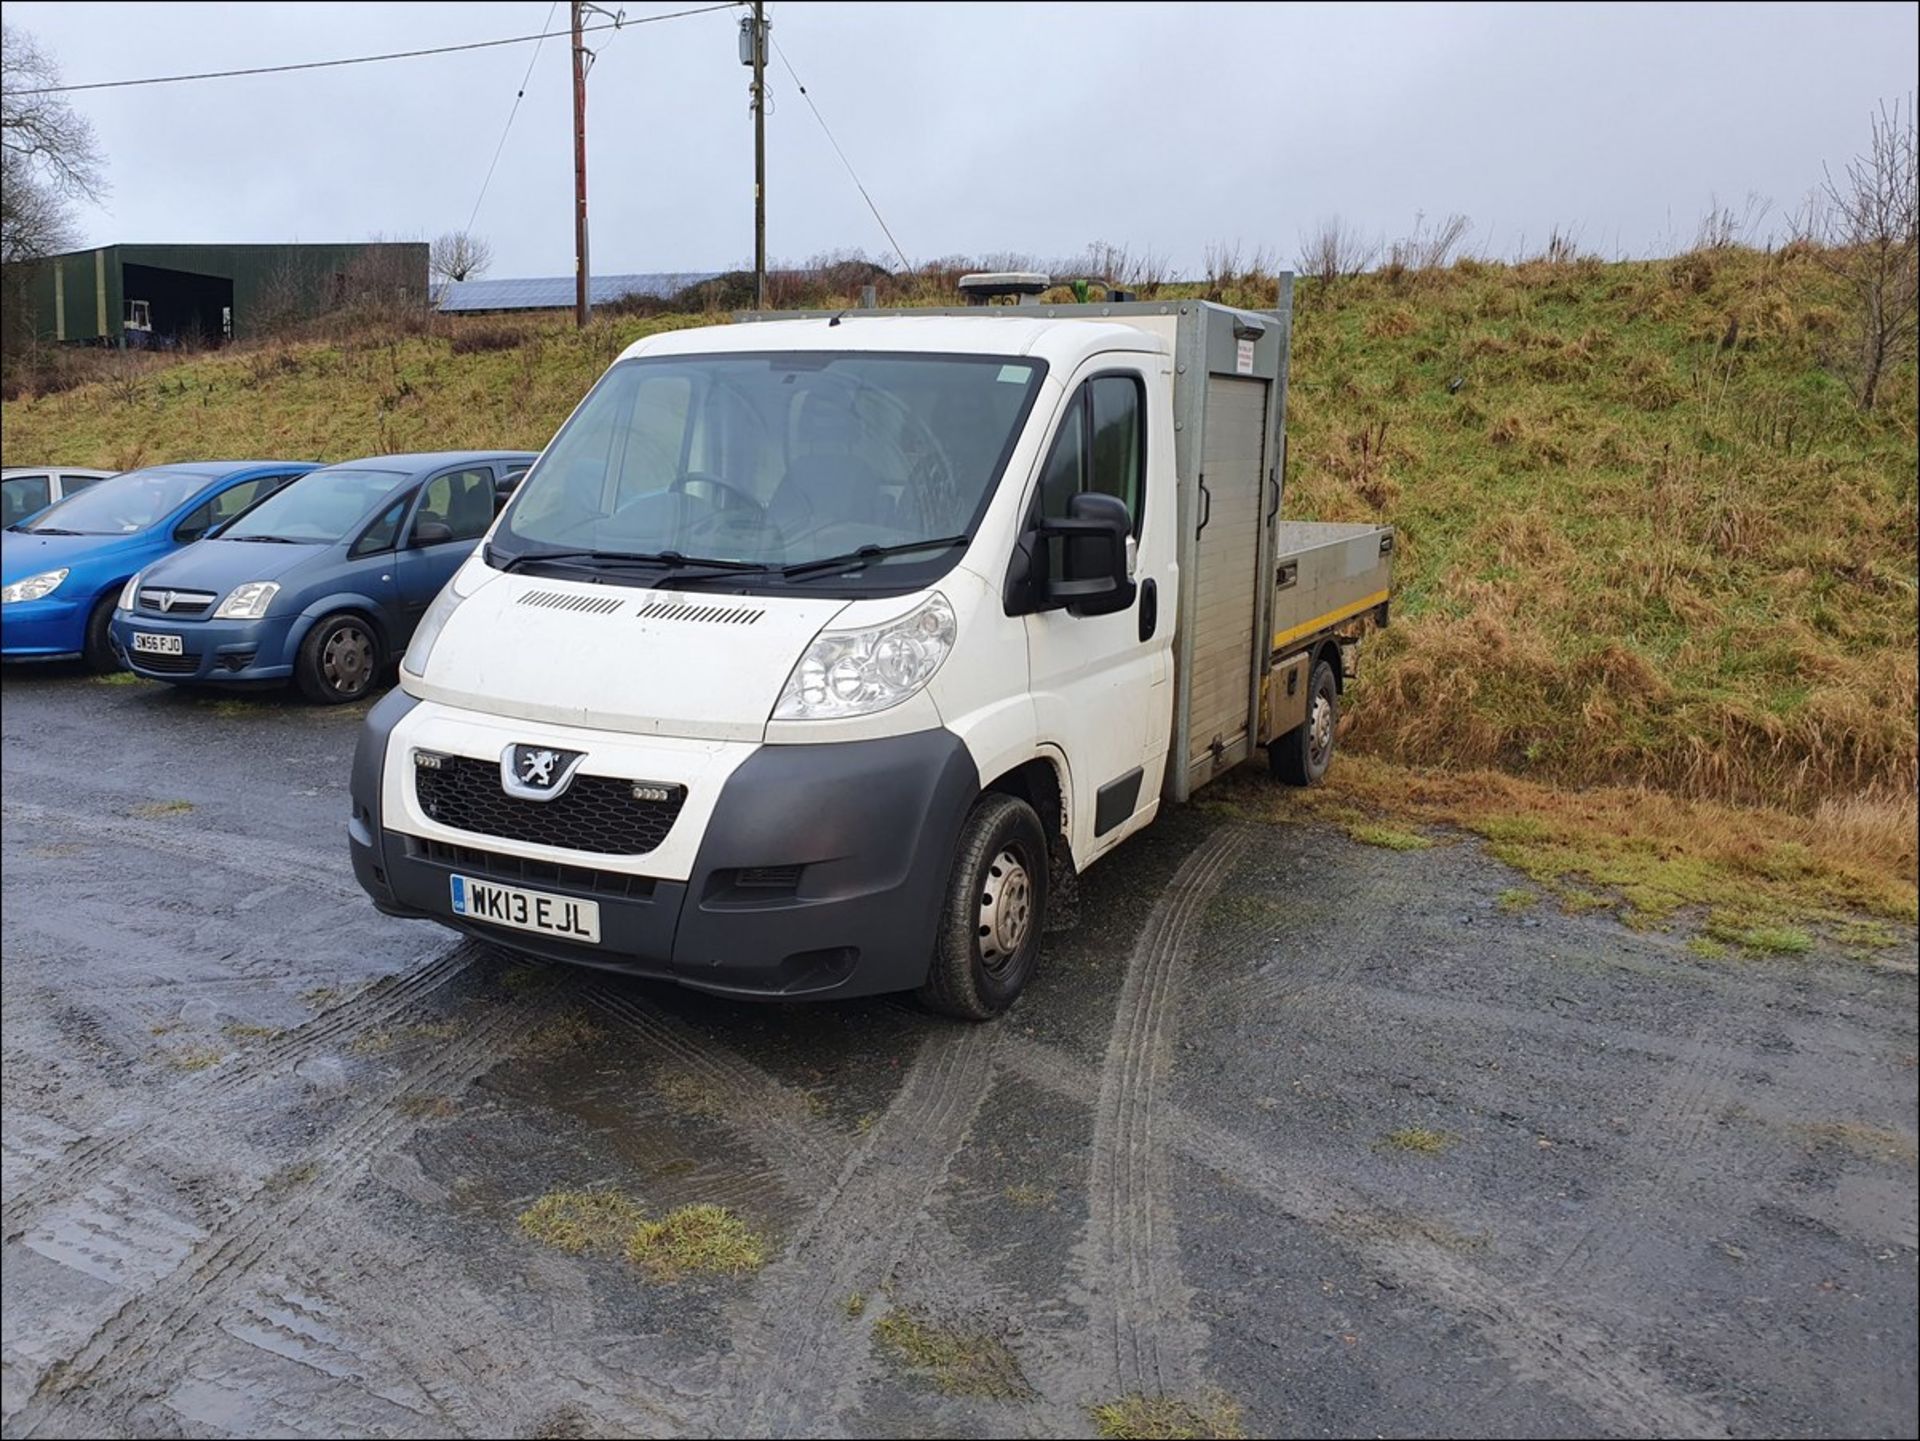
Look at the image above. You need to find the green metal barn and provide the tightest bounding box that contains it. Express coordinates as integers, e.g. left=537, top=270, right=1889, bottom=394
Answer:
left=8, top=241, right=429, bottom=346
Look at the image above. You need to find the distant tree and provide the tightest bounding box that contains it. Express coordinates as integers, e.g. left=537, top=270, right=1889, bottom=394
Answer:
left=0, top=23, right=104, bottom=262
left=1818, top=98, right=1918, bottom=412
left=430, top=230, right=495, bottom=284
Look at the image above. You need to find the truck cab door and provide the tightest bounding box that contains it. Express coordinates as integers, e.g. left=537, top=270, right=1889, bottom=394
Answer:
left=1021, top=364, right=1175, bottom=861
left=393, top=466, right=496, bottom=632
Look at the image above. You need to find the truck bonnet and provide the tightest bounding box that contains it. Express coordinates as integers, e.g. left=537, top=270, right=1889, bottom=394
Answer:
left=402, top=568, right=853, bottom=743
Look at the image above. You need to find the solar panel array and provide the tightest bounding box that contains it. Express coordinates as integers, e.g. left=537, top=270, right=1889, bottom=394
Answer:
left=436, top=272, right=721, bottom=313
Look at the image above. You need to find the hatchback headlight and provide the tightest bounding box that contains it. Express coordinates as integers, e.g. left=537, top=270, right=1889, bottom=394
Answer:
left=774, top=592, right=956, bottom=720
left=2, top=568, right=68, bottom=605
left=215, top=581, right=281, bottom=619
left=119, top=571, right=143, bottom=611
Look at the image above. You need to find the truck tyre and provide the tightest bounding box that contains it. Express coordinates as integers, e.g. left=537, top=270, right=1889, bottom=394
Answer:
left=296, top=612, right=381, bottom=705
left=919, top=792, right=1050, bottom=1021
left=1270, top=658, right=1338, bottom=786
left=81, top=594, right=122, bottom=674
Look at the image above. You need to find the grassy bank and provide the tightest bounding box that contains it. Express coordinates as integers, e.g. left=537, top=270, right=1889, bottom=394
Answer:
left=3, top=248, right=1914, bottom=833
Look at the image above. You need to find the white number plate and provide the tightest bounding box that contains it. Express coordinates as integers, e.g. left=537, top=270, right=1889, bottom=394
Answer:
left=132, top=632, right=183, bottom=655
left=450, top=874, right=600, bottom=943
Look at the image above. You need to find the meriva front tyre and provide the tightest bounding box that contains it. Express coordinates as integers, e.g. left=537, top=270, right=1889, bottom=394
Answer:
left=919, top=792, right=1049, bottom=1021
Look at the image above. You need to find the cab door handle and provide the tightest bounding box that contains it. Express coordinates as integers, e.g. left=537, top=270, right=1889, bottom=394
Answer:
left=1138, top=578, right=1158, bottom=642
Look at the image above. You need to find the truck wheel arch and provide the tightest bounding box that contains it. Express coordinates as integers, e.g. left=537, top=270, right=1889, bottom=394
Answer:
left=980, top=752, right=1079, bottom=929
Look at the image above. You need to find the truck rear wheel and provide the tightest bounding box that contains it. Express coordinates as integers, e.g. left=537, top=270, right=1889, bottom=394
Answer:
left=1270, top=658, right=1338, bottom=786
left=919, top=792, right=1049, bottom=1021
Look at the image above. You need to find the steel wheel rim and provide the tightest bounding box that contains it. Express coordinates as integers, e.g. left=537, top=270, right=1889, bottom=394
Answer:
left=322, top=624, right=373, bottom=696
left=1308, top=692, right=1334, bottom=768
left=977, top=845, right=1033, bottom=975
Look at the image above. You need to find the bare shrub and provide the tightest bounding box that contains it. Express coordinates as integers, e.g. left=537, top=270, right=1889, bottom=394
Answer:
left=1388, top=212, right=1473, bottom=275
left=448, top=323, right=523, bottom=355
left=1295, top=215, right=1378, bottom=288
left=1816, top=97, right=1918, bottom=411
left=1693, top=191, right=1773, bottom=251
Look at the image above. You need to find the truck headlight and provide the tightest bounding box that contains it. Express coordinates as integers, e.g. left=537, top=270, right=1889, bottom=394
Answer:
left=774, top=592, right=955, bottom=720
left=402, top=561, right=486, bottom=677
left=214, top=581, right=280, bottom=619
left=119, top=571, right=143, bottom=612
left=2, top=568, right=69, bottom=605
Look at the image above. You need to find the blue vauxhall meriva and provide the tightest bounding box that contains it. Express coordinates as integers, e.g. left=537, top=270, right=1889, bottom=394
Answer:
left=112, top=451, right=535, bottom=703
left=2, top=461, right=317, bottom=671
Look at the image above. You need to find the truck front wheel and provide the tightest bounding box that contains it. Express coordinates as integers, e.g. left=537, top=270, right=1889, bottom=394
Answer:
left=919, top=792, right=1049, bottom=1020
left=1270, top=657, right=1339, bottom=786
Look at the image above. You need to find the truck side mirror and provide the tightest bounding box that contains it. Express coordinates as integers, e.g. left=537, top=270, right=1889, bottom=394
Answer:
left=1040, top=491, right=1136, bottom=616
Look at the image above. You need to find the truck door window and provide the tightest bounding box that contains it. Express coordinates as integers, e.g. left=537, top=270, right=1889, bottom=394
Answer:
left=1039, top=374, right=1144, bottom=533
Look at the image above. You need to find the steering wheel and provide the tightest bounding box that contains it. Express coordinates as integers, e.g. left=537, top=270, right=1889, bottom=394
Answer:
left=669, top=471, right=763, bottom=513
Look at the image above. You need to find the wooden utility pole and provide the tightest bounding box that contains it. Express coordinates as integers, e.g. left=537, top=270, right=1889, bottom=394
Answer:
left=751, top=1, right=767, bottom=309
left=571, top=0, right=590, bottom=328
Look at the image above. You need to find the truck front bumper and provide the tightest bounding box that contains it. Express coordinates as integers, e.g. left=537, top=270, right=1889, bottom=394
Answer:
left=349, top=690, right=980, bottom=1001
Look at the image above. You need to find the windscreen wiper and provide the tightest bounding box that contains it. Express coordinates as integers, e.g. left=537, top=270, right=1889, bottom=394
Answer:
left=229, top=534, right=304, bottom=543
left=780, top=535, right=969, bottom=580
left=24, top=526, right=82, bottom=536
left=495, top=547, right=773, bottom=581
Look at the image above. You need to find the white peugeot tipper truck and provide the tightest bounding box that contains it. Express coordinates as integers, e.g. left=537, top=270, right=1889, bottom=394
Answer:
left=349, top=278, right=1393, bottom=1018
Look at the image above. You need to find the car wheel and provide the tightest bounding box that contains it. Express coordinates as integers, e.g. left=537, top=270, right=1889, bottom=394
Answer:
left=296, top=613, right=381, bottom=704
left=918, top=792, right=1049, bottom=1021
left=81, top=594, right=122, bottom=674
left=1270, top=657, right=1339, bottom=786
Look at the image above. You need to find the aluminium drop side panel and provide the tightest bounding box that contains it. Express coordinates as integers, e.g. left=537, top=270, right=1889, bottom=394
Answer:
left=1164, top=294, right=1294, bottom=801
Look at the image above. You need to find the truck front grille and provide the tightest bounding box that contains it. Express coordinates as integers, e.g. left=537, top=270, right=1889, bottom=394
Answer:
left=414, top=754, right=684, bottom=855
left=405, top=836, right=657, bottom=899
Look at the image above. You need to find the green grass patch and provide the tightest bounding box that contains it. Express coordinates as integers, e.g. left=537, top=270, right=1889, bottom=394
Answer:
left=130, top=799, right=193, bottom=818
left=1709, top=922, right=1815, bottom=955
left=222, top=1022, right=280, bottom=1041
left=1497, top=888, right=1539, bottom=913
left=844, top=1292, right=866, bottom=1318
left=517, top=1191, right=767, bottom=1281
left=873, top=1311, right=1033, bottom=1400
left=92, top=670, right=150, bottom=686
left=1379, top=1127, right=1456, bottom=1155
left=625, top=1203, right=767, bottom=1281
left=1089, top=1393, right=1246, bottom=1440
left=1349, top=824, right=1435, bottom=851
left=517, top=1188, right=648, bottom=1255
left=1797, top=1122, right=1918, bottom=1165
left=167, top=1045, right=225, bottom=1071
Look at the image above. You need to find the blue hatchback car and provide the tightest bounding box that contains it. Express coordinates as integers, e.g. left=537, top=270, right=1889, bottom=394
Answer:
left=2, top=461, right=318, bottom=670
left=113, top=451, right=536, bottom=703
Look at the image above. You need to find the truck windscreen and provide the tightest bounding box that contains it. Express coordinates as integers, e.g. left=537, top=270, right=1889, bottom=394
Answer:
left=496, top=351, right=1046, bottom=581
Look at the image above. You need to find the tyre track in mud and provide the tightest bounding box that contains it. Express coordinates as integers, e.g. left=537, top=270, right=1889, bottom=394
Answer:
left=10, top=991, right=549, bottom=1438
left=1, top=940, right=489, bottom=1242
left=714, top=1022, right=1001, bottom=1437
left=1004, top=1036, right=1731, bottom=1440
left=1, top=801, right=364, bottom=903
left=582, top=983, right=854, bottom=1194
left=1075, top=825, right=1249, bottom=1406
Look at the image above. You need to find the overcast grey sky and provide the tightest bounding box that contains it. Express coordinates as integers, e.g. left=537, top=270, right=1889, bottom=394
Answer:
left=12, top=1, right=1918, bottom=277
